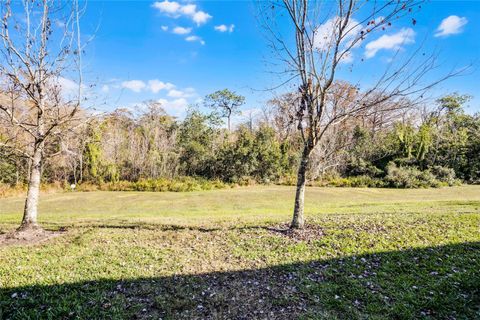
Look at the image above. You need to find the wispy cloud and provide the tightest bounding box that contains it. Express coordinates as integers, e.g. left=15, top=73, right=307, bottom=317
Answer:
left=157, top=98, right=189, bottom=117
left=313, top=17, right=361, bottom=51
left=214, top=24, right=235, bottom=33
left=339, top=51, right=354, bottom=64
left=167, top=89, right=185, bottom=98
left=364, top=28, right=415, bottom=59
left=148, top=80, right=175, bottom=93
left=185, top=35, right=205, bottom=45
left=434, top=15, right=468, bottom=37
left=121, top=79, right=175, bottom=94
left=167, top=87, right=196, bottom=98
left=152, top=1, right=212, bottom=26
left=312, top=16, right=362, bottom=64
left=172, top=26, right=192, bottom=35
left=52, top=77, right=87, bottom=99
left=121, top=80, right=147, bottom=93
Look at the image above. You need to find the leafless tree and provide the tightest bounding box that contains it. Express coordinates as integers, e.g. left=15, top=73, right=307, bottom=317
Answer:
left=260, top=0, right=462, bottom=229
left=0, top=0, right=85, bottom=231
left=264, top=93, right=299, bottom=143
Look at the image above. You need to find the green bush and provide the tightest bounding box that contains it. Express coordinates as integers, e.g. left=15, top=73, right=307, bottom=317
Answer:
left=430, top=166, right=461, bottom=186
left=74, top=182, right=99, bottom=192
left=386, top=163, right=442, bottom=188
left=315, top=175, right=386, bottom=188
left=0, top=162, right=17, bottom=184
left=276, top=173, right=297, bottom=186
left=95, top=177, right=229, bottom=192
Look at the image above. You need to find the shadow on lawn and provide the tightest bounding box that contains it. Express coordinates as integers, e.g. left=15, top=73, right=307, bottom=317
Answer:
left=52, top=222, right=285, bottom=233
left=1, top=242, right=479, bottom=320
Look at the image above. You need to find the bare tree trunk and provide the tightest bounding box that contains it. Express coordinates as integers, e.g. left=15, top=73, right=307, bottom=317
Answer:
left=291, top=146, right=310, bottom=229
left=15, top=159, right=20, bottom=185
left=79, top=152, right=83, bottom=183
left=19, top=144, right=43, bottom=231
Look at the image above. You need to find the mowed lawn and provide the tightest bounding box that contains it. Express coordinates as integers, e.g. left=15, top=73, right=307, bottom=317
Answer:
left=0, top=186, right=479, bottom=319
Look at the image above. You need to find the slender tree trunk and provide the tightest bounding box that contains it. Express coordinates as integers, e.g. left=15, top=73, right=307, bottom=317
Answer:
left=291, top=146, right=311, bottom=229
left=227, top=115, right=231, bottom=132
left=79, top=153, right=83, bottom=183
left=15, top=160, right=20, bottom=185
left=19, top=143, right=43, bottom=231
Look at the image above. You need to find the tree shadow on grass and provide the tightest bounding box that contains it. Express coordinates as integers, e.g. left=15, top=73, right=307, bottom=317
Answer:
left=45, top=221, right=287, bottom=233
left=1, top=242, right=479, bottom=319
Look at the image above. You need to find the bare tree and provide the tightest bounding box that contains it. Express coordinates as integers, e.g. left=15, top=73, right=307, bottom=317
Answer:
left=260, top=0, right=461, bottom=229
left=265, top=93, right=299, bottom=143
left=0, top=0, right=84, bottom=231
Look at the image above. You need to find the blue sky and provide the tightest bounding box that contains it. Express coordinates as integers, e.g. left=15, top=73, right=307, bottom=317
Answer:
left=78, top=1, right=480, bottom=118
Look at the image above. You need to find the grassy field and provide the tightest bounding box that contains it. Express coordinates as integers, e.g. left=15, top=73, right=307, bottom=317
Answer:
left=0, top=186, right=479, bottom=319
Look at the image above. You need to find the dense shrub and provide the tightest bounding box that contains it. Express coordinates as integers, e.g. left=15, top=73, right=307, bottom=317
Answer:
left=0, top=162, right=17, bottom=184
left=0, top=182, right=65, bottom=198
left=0, top=183, right=23, bottom=198
left=304, top=174, right=385, bottom=188
left=430, top=166, right=461, bottom=186
left=385, top=163, right=442, bottom=188
left=214, top=126, right=292, bottom=183
left=97, top=177, right=228, bottom=192
left=277, top=174, right=298, bottom=186
left=321, top=175, right=386, bottom=188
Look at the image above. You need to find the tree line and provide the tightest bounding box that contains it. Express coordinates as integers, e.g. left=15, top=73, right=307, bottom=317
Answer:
left=2, top=90, right=478, bottom=189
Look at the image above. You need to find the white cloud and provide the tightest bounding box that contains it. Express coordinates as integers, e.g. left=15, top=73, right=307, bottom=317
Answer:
left=434, top=15, right=468, bottom=37
left=121, top=79, right=176, bottom=94
left=57, top=77, right=80, bottom=96
left=167, top=89, right=185, bottom=98
left=172, top=26, right=192, bottom=35
left=152, top=1, right=212, bottom=26
left=152, top=0, right=180, bottom=14
left=364, top=28, right=415, bottom=59
left=148, top=79, right=175, bottom=93
left=215, top=25, right=227, bottom=32
left=101, top=85, right=110, bottom=93
left=167, top=87, right=196, bottom=98
left=312, top=17, right=364, bottom=64
left=214, top=24, right=235, bottom=33
left=170, top=98, right=189, bottom=110
left=339, top=51, right=354, bottom=64
left=180, top=4, right=197, bottom=16
left=192, top=11, right=212, bottom=26
left=121, top=80, right=147, bottom=92
left=161, top=25, right=168, bottom=31
left=157, top=98, right=189, bottom=117
left=49, top=77, right=89, bottom=100
left=314, top=17, right=361, bottom=51
left=185, top=35, right=205, bottom=45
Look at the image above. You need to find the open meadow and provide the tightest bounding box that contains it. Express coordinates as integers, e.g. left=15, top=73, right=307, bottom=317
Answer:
left=1, top=186, right=479, bottom=319
left=0, top=0, right=479, bottom=319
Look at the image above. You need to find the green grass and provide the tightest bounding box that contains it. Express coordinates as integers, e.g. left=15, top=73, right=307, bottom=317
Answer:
left=0, top=186, right=479, bottom=319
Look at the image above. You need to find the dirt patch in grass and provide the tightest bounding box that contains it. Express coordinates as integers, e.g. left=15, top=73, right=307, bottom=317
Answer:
left=267, top=223, right=325, bottom=242
left=0, top=227, right=65, bottom=247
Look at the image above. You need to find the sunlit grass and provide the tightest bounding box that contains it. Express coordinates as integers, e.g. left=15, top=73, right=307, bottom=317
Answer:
left=0, top=186, right=479, bottom=319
